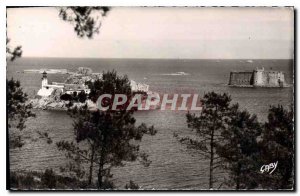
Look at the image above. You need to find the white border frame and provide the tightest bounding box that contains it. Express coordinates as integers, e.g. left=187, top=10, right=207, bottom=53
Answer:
left=1, top=1, right=298, bottom=195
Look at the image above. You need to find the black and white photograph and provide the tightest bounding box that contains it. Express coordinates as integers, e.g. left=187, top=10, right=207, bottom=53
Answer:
left=6, top=6, right=295, bottom=190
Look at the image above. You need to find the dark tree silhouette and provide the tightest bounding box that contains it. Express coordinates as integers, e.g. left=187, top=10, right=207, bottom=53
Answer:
left=259, top=105, right=294, bottom=189
left=60, top=93, right=72, bottom=101
left=216, top=104, right=262, bottom=189
left=6, top=38, right=22, bottom=61
left=7, top=39, right=34, bottom=148
left=125, top=180, right=139, bottom=190
left=77, top=91, right=87, bottom=103
left=7, top=78, right=35, bottom=148
left=175, top=92, right=232, bottom=189
left=57, top=71, right=157, bottom=189
left=72, top=91, right=78, bottom=102
left=41, top=169, right=57, bottom=189
left=59, top=7, right=110, bottom=39
left=7, top=6, right=109, bottom=188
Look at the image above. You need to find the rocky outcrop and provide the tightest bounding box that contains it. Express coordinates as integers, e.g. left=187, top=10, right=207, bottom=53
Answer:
left=64, top=70, right=102, bottom=85
left=77, top=67, right=93, bottom=75
left=29, top=98, right=97, bottom=111
left=31, top=67, right=152, bottom=111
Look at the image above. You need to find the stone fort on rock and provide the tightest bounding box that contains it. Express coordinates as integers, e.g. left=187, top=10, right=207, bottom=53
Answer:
left=228, top=67, right=286, bottom=87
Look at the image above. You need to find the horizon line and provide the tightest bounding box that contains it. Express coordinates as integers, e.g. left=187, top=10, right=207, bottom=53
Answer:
left=17, top=56, right=294, bottom=60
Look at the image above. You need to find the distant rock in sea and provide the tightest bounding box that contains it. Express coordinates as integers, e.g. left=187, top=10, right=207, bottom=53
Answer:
left=160, top=72, right=190, bottom=76
left=24, top=69, right=68, bottom=74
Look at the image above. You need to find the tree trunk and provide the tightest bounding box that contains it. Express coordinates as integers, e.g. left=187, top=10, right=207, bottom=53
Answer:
left=98, top=134, right=106, bottom=189
left=97, top=144, right=105, bottom=189
left=209, top=131, right=214, bottom=189
left=88, top=144, right=95, bottom=185
left=97, top=129, right=107, bottom=189
left=97, top=159, right=103, bottom=189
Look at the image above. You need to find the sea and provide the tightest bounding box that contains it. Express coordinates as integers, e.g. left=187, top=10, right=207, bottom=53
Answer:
left=7, top=58, right=294, bottom=189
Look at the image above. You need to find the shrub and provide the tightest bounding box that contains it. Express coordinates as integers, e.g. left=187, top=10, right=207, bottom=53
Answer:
left=125, top=180, right=139, bottom=190
left=60, top=93, right=72, bottom=101
left=41, top=169, right=57, bottom=189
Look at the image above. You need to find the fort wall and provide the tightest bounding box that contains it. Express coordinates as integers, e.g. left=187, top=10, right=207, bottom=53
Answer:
left=253, top=70, right=285, bottom=87
left=228, top=71, right=253, bottom=86
left=229, top=68, right=286, bottom=87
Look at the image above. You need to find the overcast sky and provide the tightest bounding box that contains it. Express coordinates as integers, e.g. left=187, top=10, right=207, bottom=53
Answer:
left=7, top=7, right=294, bottom=59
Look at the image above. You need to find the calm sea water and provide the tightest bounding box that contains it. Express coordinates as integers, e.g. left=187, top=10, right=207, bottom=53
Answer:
left=7, top=58, right=293, bottom=189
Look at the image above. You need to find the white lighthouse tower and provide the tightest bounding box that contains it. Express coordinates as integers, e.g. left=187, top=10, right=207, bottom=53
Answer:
left=37, top=71, right=53, bottom=97
left=42, top=71, right=48, bottom=88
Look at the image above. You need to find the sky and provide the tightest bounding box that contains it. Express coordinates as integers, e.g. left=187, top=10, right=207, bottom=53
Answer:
left=7, top=7, right=294, bottom=59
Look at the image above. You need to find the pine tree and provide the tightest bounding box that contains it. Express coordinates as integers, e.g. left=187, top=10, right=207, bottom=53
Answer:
left=7, top=78, right=35, bottom=148
left=175, top=92, right=232, bottom=189
left=57, top=70, right=157, bottom=189
left=216, top=104, right=262, bottom=189
left=259, top=105, right=294, bottom=189
left=6, top=38, right=22, bottom=61
left=59, top=7, right=110, bottom=39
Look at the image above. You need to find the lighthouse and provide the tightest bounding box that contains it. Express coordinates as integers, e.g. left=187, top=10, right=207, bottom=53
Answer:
left=42, top=71, right=48, bottom=88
